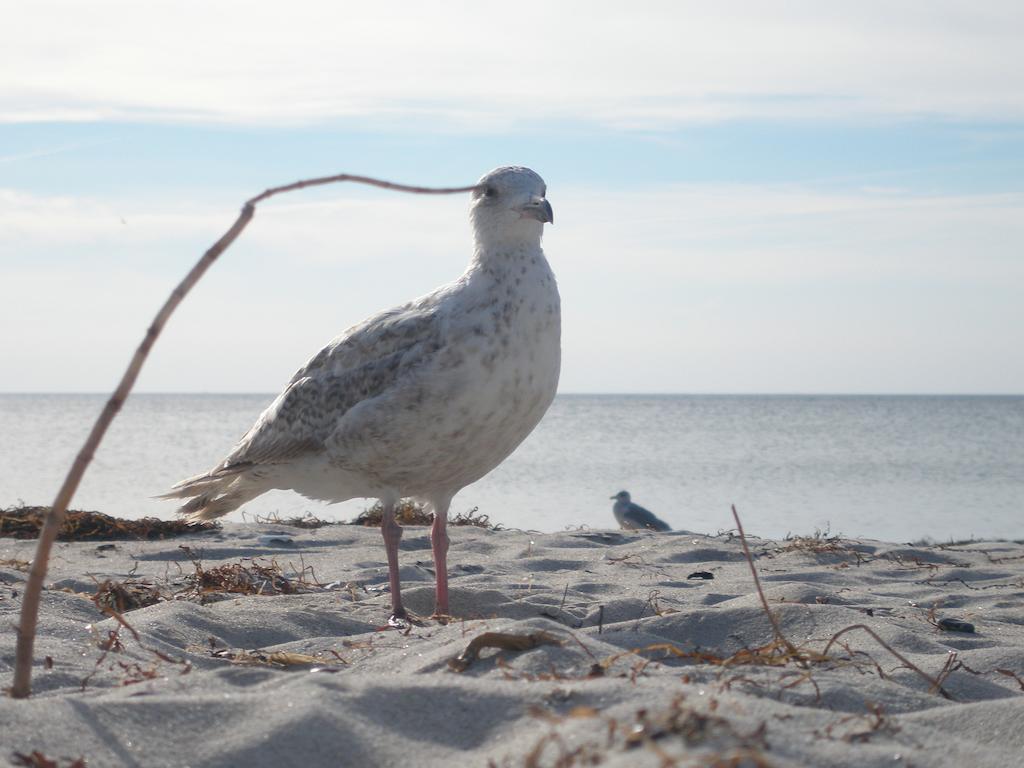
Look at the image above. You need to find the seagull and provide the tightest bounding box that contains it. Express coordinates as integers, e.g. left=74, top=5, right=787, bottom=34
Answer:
left=161, top=166, right=560, bottom=622
left=610, top=490, right=671, bottom=532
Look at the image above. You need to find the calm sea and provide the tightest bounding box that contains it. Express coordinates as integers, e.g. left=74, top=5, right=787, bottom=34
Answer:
left=1, top=394, right=1021, bottom=542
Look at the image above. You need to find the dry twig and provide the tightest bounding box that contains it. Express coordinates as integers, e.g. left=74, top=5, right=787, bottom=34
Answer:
left=10, top=172, right=479, bottom=698
left=822, top=624, right=953, bottom=700
left=732, top=505, right=798, bottom=655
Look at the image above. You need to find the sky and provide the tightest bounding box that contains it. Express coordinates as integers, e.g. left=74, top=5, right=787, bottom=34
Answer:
left=2, top=1, right=1022, bottom=394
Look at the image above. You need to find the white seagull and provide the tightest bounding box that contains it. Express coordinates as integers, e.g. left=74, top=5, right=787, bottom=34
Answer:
left=611, top=490, right=672, bottom=532
left=162, top=166, right=560, bottom=621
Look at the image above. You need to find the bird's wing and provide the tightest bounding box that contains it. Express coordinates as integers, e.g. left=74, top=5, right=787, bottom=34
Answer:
left=214, top=302, right=444, bottom=473
left=627, top=503, right=670, bottom=531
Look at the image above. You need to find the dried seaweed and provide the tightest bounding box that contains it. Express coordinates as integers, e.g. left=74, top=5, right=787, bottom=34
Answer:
left=1, top=505, right=217, bottom=541
left=734, top=506, right=956, bottom=700
left=779, top=530, right=980, bottom=573
left=452, top=507, right=502, bottom=529
left=778, top=529, right=873, bottom=566
left=80, top=599, right=191, bottom=690
left=176, top=556, right=316, bottom=602
left=351, top=499, right=435, bottom=526
left=597, top=639, right=829, bottom=678
left=351, top=500, right=498, bottom=529
left=92, top=578, right=165, bottom=613
left=821, top=624, right=953, bottom=700
left=84, top=552, right=324, bottom=612
left=621, top=696, right=769, bottom=752
left=503, top=696, right=775, bottom=768
left=578, top=508, right=958, bottom=702
left=918, top=576, right=1024, bottom=591
left=250, top=511, right=337, bottom=529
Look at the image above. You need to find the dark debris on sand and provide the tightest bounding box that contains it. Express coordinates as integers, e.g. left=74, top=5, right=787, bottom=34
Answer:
left=174, top=548, right=324, bottom=603
left=350, top=500, right=499, bottom=529
left=85, top=554, right=324, bottom=611
left=251, top=511, right=339, bottom=529
left=93, top=578, right=166, bottom=612
left=0, top=505, right=219, bottom=541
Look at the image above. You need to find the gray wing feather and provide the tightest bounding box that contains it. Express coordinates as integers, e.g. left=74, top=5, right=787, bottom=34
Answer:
left=625, top=502, right=672, bottom=532
left=216, top=304, right=443, bottom=472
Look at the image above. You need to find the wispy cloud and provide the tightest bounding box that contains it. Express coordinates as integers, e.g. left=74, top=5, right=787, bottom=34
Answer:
left=0, top=142, right=91, bottom=164
left=0, top=188, right=228, bottom=246
left=3, top=2, right=1023, bottom=128
left=2, top=182, right=1021, bottom=393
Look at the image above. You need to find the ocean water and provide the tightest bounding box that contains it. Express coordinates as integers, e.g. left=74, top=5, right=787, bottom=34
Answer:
left=1, top=394, right=1021, bottom=543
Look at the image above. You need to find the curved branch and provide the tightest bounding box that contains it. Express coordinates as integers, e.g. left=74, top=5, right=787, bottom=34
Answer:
left=822, top=624, right=954, bottom=700
left=732, top=504, right=798, bottom=655
left=9, top=173, right=479, bottom=698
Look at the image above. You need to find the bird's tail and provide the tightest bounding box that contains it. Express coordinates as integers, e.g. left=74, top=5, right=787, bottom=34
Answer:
left=156, top=467, right=267, bottom=522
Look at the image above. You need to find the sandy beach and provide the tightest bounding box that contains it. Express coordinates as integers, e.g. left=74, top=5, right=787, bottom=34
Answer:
left=2, top=520, right=1023, bottom=767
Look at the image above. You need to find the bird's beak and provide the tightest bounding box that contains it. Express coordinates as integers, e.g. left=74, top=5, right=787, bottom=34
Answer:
left=519, top=196, right=554, bottom=224
left=609, top=495, right=617, bottom=500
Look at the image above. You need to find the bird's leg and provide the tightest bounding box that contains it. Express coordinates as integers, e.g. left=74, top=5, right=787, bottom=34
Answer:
left=430, top=498, right=451, bottom=620
left=380, top=499, right=406, bottom=621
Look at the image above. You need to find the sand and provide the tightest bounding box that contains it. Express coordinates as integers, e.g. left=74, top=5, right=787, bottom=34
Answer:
left=2, top=521, right=1023, bottom=767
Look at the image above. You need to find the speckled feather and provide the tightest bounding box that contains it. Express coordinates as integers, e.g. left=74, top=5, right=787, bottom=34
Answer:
left=162, top=167, right=561, bottom=522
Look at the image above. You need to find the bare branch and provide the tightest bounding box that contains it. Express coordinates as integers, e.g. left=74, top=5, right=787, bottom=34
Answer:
left=732, top=504, right=798, bottom=654
left=822, top=624, right=954, bottom=700
left=9, top=173, right=478, bottom=699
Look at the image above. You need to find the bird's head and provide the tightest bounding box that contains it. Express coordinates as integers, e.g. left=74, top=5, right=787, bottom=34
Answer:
left=611, top=490, right=630, bottom=502
left=470, top=166, right=553, bottom=250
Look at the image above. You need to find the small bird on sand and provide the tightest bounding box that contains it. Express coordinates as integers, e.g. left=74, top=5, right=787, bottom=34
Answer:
left=611, top=490, right=671, bottom=532
left=162, top=166, right=560, bottom=622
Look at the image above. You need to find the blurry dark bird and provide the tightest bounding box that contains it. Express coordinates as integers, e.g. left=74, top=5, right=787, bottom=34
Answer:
left=610, top=490, right=671, bottom=532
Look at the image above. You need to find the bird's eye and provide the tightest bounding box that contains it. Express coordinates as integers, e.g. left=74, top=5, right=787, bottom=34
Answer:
left=484, top=186, right=497, bottom=198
